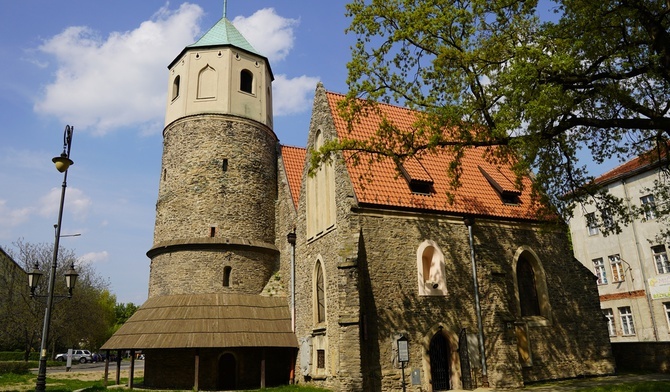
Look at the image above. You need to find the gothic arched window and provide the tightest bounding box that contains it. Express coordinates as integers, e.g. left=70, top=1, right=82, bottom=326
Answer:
left=517, top=256, right=540, bottom=316
left=314, top=261, right=326, bottom=324
left=197, top=65, right=217, bottom=99
left=514, top=248, right=552, bottom=324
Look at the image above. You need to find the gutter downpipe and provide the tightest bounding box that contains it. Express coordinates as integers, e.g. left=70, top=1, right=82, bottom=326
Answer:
left=464, top=216, right=488, bottom=387
left=287, top=230, right=297, bottom=332
left=287, top=229, right=297, bottom=385
left=622, top=179, right=659, bottom=341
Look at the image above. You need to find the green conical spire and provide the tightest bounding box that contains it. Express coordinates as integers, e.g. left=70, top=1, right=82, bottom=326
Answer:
left=188, top=15, right=260, bottom=56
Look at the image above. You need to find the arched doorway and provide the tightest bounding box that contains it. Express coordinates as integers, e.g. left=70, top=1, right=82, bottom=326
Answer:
left=430, top=332, right=451, bottom=390
left=218, top=353, right=236, bottom=390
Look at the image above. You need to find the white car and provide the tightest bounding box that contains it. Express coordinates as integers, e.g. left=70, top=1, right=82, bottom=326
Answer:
left=55, top=349, right=93, bottom=363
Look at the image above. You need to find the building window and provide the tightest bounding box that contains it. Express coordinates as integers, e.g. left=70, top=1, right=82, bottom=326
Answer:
left=240, top=69, right=253, bottom=93
left=664, top=303, right=670, bottom=332
left=653, top=245, right=670, bottom=274
left=315, top=261, right=326, bottom=324
left=618, top=306, right=635, bottom=336
left=602, top=212, right=614, bottom=229
left=514, top=249, right=552, bottom=323
left=603, top=308, right=615, bottom=336
left=586, top=212, right=599, bottom=236
left=641, top=195, right=656, bottom=220
left=316, top=349, right=325, bottom=369
left=593, top=258, right=607, bottom=285
left=223, top=266, right=232, bottom=287
left=609, top=254, right=625, bottom=282
left=517, top=256, right=541, bottom=316
left=172, top=75, right=180, bottom=100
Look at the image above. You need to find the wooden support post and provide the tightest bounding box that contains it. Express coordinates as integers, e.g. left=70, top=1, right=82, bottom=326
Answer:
left=129, top=349, right=135, bottom=389
left=103, top=350, right=110, bottom=387
left=115, top=350, right=122, bottom=385
left=261, top=350, right=266, bottom=389
left=194, top=349, right=200, bottom=391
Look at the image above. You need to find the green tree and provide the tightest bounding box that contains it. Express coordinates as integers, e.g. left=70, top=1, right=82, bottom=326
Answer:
left=320, top=0, right=669, bottom=234
left=112, top=302, right=139, bottom=332
left=4, top=240, right=115, bottom=359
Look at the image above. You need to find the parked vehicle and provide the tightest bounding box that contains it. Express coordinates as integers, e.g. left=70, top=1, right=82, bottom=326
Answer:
left=54, top=349, right=93, bottom=363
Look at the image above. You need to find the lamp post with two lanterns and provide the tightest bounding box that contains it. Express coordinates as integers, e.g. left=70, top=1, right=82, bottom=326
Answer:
left=27, top=125, right=79, bottom=392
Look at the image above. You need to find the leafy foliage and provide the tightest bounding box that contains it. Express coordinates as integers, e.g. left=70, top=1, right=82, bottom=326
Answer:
left=1, top=240, right=117, bottom=359
left=320, top=0, right=670, bottom=235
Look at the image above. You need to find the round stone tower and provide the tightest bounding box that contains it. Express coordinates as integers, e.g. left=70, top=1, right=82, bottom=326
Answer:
left=147, top=16, right=278, bottom=298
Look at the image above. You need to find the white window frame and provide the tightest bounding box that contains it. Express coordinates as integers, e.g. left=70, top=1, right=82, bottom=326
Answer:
left=618, top=306, right=635, bottom=336
left=593, top=258, right=607, bottom=285
left=609, top=254, right=625, bottom=283
left=664, top=303, right=670, bottom=333
left=640, top=194, right=656, bottom=220
left=586, top=212, right=599, bottom=236
left=652, top=245, right=670, bottom=274
left=603, top=308, right=615, bottom=337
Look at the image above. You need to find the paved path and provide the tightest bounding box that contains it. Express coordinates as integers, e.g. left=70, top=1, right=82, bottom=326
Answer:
left=468, top=373, right=670, bottom=391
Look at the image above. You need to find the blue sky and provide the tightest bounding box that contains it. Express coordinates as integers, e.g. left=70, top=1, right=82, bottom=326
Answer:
left=0, top=1, right=354, bottom=305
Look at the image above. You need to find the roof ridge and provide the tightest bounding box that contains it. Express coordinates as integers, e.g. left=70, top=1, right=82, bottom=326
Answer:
left=324, top=90, right=416, bottom=114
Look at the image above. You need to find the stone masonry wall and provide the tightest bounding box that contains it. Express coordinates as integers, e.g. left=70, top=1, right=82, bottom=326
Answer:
left=150, top=114, right=278, bottom=297
left=154, top=115, right=277, bottom=245
left=356, top=214, right=615, bottom=390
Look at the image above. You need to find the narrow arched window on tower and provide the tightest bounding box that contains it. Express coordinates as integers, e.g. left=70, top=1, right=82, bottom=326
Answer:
left=172, top=75, right=180, bottom=101
left=223, top=266, right=232, bottom=287
left=240, top=69, right=253, bottom=93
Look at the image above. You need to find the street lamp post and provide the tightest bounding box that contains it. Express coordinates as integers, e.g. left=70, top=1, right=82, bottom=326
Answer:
left=33, top=125, right=77, bottom=391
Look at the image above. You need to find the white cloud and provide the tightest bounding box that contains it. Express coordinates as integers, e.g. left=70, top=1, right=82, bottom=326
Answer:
left=79, top=250, right=109, bottom=265
left=38, top=187, right=91, bottom=220
left=33, top=4, right=316, bottom=134
left=0, top=200, right=33, bottom=228
left=232, top=8, right=298, bottom=63
left=273, top=74, right=320, bottom=116
left=34, top=3, right=205, bottom=136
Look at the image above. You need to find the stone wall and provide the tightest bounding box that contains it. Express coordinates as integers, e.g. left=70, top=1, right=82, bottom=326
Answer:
left=154, top=115, right=277, bottom=244
left=611, top=342, right=670, bottom=373
left=150, top=114, right=278, bottom=297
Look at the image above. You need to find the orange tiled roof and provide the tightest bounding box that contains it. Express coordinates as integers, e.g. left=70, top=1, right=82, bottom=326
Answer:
left=325, top=91, right=544, bottom=221
left=281, top=145, right=307, bottom=210
left=594, top=150, right=666, bottom=185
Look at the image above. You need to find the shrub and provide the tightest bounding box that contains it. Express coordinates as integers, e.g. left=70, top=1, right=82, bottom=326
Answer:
left=0, top=361, right=31, bottom=375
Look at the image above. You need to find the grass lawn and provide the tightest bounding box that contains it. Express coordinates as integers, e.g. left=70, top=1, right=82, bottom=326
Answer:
left=0, top=371, right=330, bottom=392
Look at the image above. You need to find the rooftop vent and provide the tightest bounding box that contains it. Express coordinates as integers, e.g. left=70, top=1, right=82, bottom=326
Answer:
left=399, top=157, right=434, bottom=195
left=478, top=166, right=521, bottom=205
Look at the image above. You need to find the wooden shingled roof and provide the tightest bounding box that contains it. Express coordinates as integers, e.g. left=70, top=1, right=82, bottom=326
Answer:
left=101, top=293, right=298, bottom=350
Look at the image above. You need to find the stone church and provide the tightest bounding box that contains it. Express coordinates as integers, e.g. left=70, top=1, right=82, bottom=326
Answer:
left=103, top=9, right=616, bottom=391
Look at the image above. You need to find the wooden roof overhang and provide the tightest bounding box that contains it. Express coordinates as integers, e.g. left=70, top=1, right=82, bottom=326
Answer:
left=101, top=293, right=298, bottom=350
